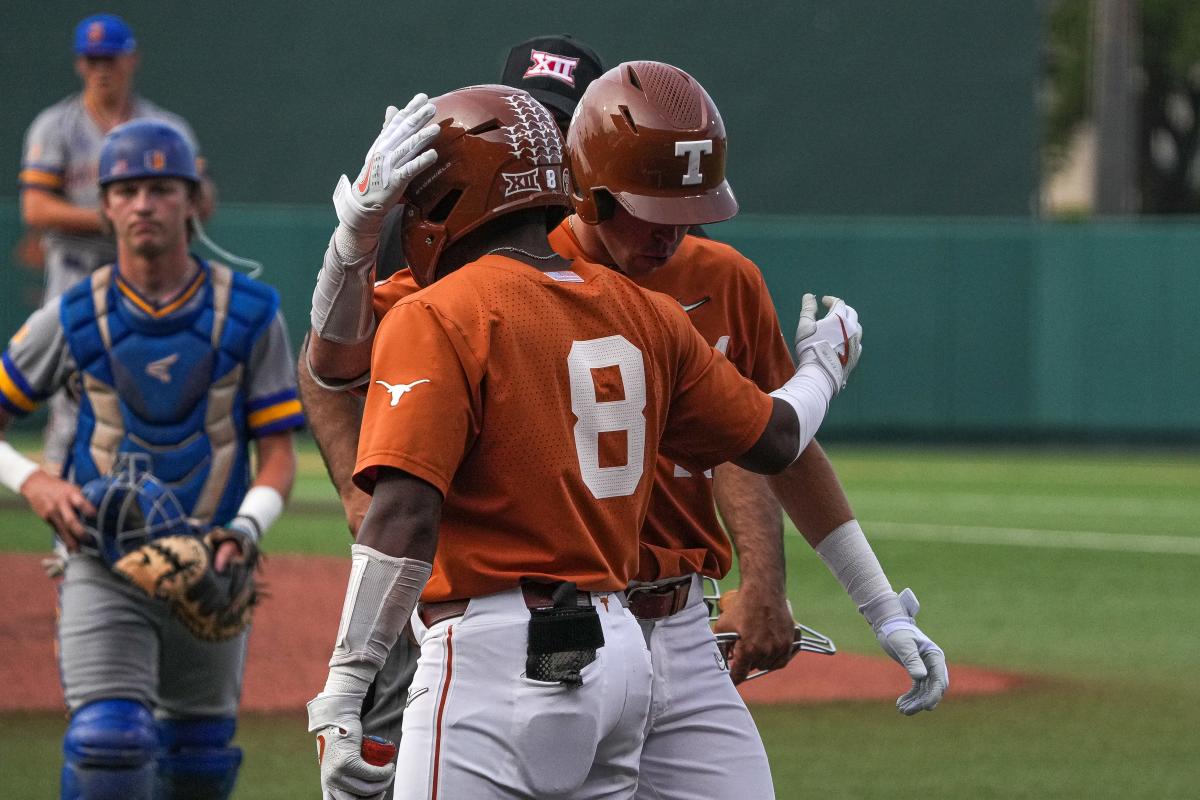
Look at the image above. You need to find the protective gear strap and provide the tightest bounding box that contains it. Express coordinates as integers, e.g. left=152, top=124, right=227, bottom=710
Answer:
left=0, top=440, right=39, bottom=494
left=156, top=717, right=242, bottom=800
left=768, top=360, right=835, bottom=463
left=324, top=544, right=432, bottom=693
left=813, top=519, right=900, bottom=625
left=230, top=485, right=284, bottom=543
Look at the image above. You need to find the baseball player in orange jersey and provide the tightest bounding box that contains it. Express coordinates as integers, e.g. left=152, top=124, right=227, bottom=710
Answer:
left=330, top=62, right=948, bottom=800
left=305, top=84, right=861, bottom=799
left=556, top=62, right=948, bottom=798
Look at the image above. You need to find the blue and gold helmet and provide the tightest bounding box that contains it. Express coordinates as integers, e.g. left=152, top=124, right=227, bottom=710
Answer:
left=98, top=119, right=199, bottom=188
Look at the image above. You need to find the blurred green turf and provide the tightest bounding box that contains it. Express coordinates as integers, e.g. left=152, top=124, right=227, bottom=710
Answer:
left=1, top=439, right=1198, bottom=797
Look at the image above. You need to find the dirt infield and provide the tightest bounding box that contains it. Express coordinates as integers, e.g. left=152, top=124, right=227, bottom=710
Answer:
left=0, top=553, right=1021, bottom=713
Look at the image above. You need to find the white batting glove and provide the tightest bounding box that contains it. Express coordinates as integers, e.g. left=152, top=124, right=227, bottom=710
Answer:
left=332, top=94, right=440, bottom=258
left=864, top=588, right=949, bottom=715
left=307, top=692, right=395, bottom=800
left=793, top=294, right=862, bottom=395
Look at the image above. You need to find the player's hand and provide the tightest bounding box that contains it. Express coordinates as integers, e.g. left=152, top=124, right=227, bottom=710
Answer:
left=793, top=294, right=862, bottom=395
left=338, top=93, right=439, bottom=220
left=712, top=587, right=795, bottom=684
left=866, top=588, right=949, bottom=715
left=308, top=692, right=396, bottom=799
left=20, top=471, right=94, bottom=549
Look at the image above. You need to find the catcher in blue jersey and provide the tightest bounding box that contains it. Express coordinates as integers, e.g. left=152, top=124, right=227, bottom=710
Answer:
left=19, top=14, right=217, bottom=472
left=0, top=120, right=303, bottom=800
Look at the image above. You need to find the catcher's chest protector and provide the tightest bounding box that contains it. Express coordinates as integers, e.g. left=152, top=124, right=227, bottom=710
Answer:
left=60, top=261, right=278, bottom=526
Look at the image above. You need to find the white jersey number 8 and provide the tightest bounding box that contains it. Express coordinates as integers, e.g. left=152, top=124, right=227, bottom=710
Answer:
left=567, top=336, right=647, bottom=499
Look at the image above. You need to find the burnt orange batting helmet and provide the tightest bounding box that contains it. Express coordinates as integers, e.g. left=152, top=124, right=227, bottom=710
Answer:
left=401, top=85, right=569, bottom=286
left=566, top=61, right=738, bottom=226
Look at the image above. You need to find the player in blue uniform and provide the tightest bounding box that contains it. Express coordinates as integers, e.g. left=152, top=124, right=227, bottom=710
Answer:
left=0, top=120, right=302, bottom=799
left=19, top=14, right=216, bottom=474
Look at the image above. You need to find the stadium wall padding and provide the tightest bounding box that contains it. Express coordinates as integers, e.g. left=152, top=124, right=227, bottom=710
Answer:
left=2, top=201, right=1196, bottom=439
left=0, top=1, right=1039, bottom=216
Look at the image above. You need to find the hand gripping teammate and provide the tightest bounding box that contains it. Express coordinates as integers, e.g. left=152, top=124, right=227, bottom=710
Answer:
left=0, top=120, right=300, bottom=799
left=305, top=84, right=861, bottom=799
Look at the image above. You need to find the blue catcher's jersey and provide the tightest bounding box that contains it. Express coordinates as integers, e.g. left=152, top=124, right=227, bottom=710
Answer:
left=60, top=259, right=279, bottom=527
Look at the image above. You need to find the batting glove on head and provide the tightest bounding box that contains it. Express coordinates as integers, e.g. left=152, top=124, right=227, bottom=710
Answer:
left=308, top=692, right=396, bottom=800
left=794, top=294, right=862, bottom=395
left=329, top=93, right=440, bottom=267
left=863, top=588, right=949, bottom=715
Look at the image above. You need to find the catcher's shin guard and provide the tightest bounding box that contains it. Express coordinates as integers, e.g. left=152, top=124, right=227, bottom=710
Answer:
left=155, top=717, right=242, bottom=800
left=61, top=699, right=157, bottom=800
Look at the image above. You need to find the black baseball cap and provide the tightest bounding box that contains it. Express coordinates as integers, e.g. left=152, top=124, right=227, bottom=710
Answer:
left=500, top=34, right=605, bottom=122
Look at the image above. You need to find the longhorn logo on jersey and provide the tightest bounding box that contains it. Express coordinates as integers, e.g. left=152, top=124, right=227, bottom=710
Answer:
left=376, top=378, right=430, bottom=407
left=523, top=50, right=580, bottom=86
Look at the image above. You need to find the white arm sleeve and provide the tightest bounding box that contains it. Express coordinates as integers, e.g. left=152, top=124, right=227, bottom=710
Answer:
left=813, top=519, right=905, bottom=627
left=320, top=544, right=432, bottom=696
left=768, top=359, right=836, bottom=463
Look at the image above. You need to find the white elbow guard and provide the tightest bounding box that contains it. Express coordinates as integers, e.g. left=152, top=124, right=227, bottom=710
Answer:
left=769, top=361, right=835, bottom=462
left=310, top=229, right=379, bottom=345
left=310, top=175, right=391, bottom=344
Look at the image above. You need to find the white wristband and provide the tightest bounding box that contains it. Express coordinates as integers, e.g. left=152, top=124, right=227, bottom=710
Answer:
left=230, top=485, right=285, bottom=543
left=769, top=361, right=835, bottom=463
left=813, top=519, right=899, bottom=627
left=0, top=441, right=39, bottom=494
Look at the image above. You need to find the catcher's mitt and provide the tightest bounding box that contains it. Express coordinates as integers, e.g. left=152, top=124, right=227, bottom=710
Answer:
left=113, top=528, right=261, bottom=641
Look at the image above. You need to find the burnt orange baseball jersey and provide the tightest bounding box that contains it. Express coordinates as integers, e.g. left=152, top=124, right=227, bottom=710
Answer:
left=549, top=220, right=796, bottom=580
left=355, top=255, right=773, bottom=602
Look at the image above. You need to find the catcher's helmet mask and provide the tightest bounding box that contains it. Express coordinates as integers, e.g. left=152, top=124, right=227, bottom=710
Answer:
left=78, top=453, right=192, bottom=566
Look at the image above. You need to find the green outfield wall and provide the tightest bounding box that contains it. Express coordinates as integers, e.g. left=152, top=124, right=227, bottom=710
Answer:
left=2, top=201, right=1195, bottom=439
left=1, top=1, right=1039, bottom=216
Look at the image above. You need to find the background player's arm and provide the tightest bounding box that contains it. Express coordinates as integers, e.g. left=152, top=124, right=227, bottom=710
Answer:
left=767, top=439, right=854, bottom=546
left=0, top=407, right=93, bottom=544
left=307, top=327, right=373, bottom=382
left=711, top=462, right=794, bottom=683
left=297, top=338, right=370, bottom=536
left=20, top=188, right=104, bottom=234
left=0, top=302, right=94, bottom=543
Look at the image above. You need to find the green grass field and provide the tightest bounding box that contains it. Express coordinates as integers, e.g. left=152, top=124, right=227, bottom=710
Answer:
left=2, top=437, right=1198, bottom=798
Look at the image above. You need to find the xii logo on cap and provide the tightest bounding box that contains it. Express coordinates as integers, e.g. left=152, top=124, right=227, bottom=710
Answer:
left=524, top=50, right=580, bottom=86
left=145, top=150, right=167, bottom=171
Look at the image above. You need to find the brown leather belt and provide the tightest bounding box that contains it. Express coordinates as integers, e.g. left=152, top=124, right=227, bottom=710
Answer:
left=626, top=577, right=692, bottom=620
left=417, top=582, right=594, bottom=629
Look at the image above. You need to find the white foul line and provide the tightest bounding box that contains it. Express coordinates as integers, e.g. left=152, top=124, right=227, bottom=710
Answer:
left=818, top=521, right=1200, bottom=556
